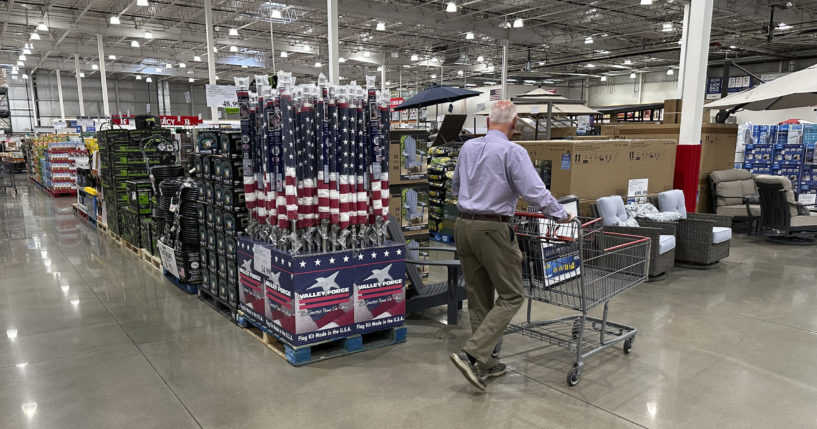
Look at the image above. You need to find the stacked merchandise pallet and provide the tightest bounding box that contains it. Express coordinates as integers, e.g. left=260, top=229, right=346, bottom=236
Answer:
left=97, top=129, right=174, bottom=237
left=233, top=72, right=406, bottom=364
left=193, top=130, right=247, bottom=317
left=43, top=140, right=85, bottom=195
left=427, top=145, right=459, bottom=244
left=389, top=129, right=430, bottom=264
left=741, top=124, right=817, bottom=198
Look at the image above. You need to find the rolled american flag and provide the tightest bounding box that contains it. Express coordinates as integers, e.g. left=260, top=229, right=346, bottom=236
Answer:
left=355, top=91, right=368, bottom=227
left=265, top=96, right=279, bottom=224
left=379, top=94, right=391, bottom=219
left=338, top=90, right=351, bottom=231
left=328, top=92, right=340, bottom=227
left=317, top=86, right=330, bottom=224
left=280, top=92, right=298, bottom=230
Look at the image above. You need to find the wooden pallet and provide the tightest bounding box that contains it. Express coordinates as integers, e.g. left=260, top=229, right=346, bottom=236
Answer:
left=122, top=239, right=141, bottom=256
left=198, top=287, right=237, bottom=321
left=236, top=311, right=407, bottom=366
left=140, top=249, right=162, bottom=271
left=98, top=222, right=109, bottom=233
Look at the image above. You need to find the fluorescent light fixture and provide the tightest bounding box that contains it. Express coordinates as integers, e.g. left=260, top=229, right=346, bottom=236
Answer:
left=165, top=63, right=172, bottom=69
left=79, top=72, right=85, bottom=78
left=667, top=68, right=674, bottom=75
left=513, top=18, right=524, bottom=28
left=376, top=22, right=385, bottom=31
left=179, top=62, right=186, bottom=68
left=662, top=22, right=673, bottom=32
left=640, top=0, right=652, bottom=4
left=108, top=54, right=116, bottom=60
left=137, top=0, right=149, bottom=6
left=23, top=74, right=29, bottom=79
left=145, top=77, right=152, bottom=82
left=30, top=33, right=41, bottom=40
left=24, top=43, right=31, bottom=49
left=445, top=2, right=456, bottom=12
left=6, top=329, right=17, bottom=339
left=584, top=36, right=593, bottom=44
left=457, top=70, right=463, bottom=76
left=213, top=46, right=218, bottom=52
left=135, top=74, right=142, bottom=80
left=215, top=75, right=219, bottom=79
left=778, top=22, right=793, bottom=30
left=363, top=51, right=371, bottom=57
left=229, top=28, right=239, bottom=36
left=230, top=45, right=238, bottom=52
left=377, top=66, right=383, bottom=71
left=729, top=45, right=736, bottom=49
left=11, top=69, right=18, bottom=74
left=193, top=55, right=201, bottom=62
left=338, top=57, right=347, bottom=63
left=302, top=45, right=312, bottom=52
left=189, top=77, right=195, bottom=82
left=131, top=40, right=140, bottom=48
left=143, top=30, right=153, bottom=39
left=465, top=31, right=474, bottom=40
left=271, top=9, right=282, bottom=19
left=430, top=74, right=436, bottom=79
left=314, top=61, right=322, bottom=67
left=11, top=75, right=17, bottom=80
left=477, top=55, right=484, bottom=62
left=19, top=55, right=26, bottom=61
left=37, top=22, right=48, bottom=31
left=386, top=81, right=391, bottom=85
left=241, top=64, right=248, bottom=68
left=110, top=15, right=121, bottom=25
left=585, top=63, right=596, bottom=68
left=629, top=72, right=637, bottom=79
left=600, top=75, right=607, bottom=82
left=16, top=362, right=28, bottom=368
left=70, top=299, right=79, bottom=306
left=280, top=51, right=288, bottom=58
left=155, top=67, right=162, bottom=73
left=410, top=54, right=418, bottom=61
left=623, top=59, right=632, bottom=65
left=22, top=402, right=37, bottom=418
left=91, top=63, right=98, bottom=70
left=16, top=61, right=24, bottom=66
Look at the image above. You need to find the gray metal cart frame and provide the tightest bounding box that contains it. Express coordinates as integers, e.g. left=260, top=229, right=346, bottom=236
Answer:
left=504, top=213, right=650, bottom=386
left=1, top=159, right=17, bottom=195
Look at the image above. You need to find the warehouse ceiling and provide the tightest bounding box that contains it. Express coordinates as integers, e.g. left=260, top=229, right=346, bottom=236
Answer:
left=2, top=0, right=817, bottom=87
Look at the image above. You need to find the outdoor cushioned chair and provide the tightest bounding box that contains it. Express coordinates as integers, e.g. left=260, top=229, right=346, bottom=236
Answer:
left=655, top=190, right=732, bottom=268
left=403, top=188, right=426, bottom=224
left=593, top=196, right=676, bottom=281
left=754, top=175, right=817, bottom=245
left=709, top=169, right=761, bottom=233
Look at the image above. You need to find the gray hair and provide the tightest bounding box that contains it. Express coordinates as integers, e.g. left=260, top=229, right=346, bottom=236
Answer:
left=489, top=100, right=517, bottom=124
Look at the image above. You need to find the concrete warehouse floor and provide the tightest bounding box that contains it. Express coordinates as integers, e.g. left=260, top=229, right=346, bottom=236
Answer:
left=1, top=178, right=816, bottom=428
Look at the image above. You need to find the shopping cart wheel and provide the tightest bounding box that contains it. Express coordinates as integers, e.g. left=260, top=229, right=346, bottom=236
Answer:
left=623, top=336, right=635, bottom=354
left=566, top=363, right=582, bottom=386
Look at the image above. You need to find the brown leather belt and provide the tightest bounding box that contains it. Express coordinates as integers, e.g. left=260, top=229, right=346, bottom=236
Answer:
left=458, top=212, right=512, bottom=223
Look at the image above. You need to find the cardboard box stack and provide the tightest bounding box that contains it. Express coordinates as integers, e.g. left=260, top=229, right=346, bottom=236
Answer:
left=663, top=99, right=683, bottom=124
left=388, top=129, right=430, bottom=245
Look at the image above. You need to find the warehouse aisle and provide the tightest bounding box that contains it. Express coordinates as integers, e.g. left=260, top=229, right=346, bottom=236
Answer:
left=3, top=179, right=817, bottom=429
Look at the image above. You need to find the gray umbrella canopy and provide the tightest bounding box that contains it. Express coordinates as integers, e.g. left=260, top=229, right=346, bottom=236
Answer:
left=705, top=63, right=817, bottom=111
left=392, top=85, right=481, bottom=111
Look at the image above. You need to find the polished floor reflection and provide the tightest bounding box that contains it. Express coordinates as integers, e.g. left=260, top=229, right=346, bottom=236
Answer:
left=2, top=177, right=816, bottom=428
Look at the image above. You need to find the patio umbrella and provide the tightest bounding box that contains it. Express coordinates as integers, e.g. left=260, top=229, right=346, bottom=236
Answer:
left=705, top=63, right=817, bottom=111
left=392, top=85, right=480, bottom=111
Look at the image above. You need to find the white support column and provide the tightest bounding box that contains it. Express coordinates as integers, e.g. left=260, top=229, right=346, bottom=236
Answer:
left=74, top=54, right=85, bottom=117
left=97, top=34, right=110, bottom=118
left=677, top=4, right=691, bottom=99
left=678, top=0, right=714, bottom=145
left=637, top=72, right=644, bottom=104
left=55, top=69, right=65, bottom=120
left=269, top=13, right=276, bottom=72
left=326, top=0, right=339, bottom=84
left=501, top=41, right=508, bottom=100
left=28, top=75, right=38, bottom=126
left=381, top=65, right=386, bottom=93
left=204, top=0, right=219, bottom=122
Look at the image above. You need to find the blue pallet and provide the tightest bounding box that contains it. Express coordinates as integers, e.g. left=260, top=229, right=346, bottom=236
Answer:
left=163, top=270, right=199, bottom=294
left=236, top=312, right=407, bottom=366
left=430, top=232, right=455, bottom=244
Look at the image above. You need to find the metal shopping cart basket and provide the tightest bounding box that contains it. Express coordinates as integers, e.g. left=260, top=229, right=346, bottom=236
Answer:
left=504, top=212, right=650, bottom=386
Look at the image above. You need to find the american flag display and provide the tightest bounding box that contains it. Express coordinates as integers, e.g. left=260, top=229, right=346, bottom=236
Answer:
left=238, top=72, right=392, bottom=255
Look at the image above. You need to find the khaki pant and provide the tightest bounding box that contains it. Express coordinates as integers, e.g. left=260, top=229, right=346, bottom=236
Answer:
left=455, top=217, right=524, bottom=366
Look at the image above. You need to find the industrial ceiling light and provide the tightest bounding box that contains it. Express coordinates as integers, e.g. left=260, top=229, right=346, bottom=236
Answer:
left=241, top=64, right=248, bottom=68
left=376, top=22, right=386, bottom=31
left=215, top=75, right=219, bottom=79
left=465, top=31, right=474, bottom=40
left=338, top=57, right=347, bottom=63
left=513, top=18, right=524, bottom=28
left=445, top=2, right=457, bottom=13
left=302, top=45, right=312, bottom=52
left=363, top=51, right=371, bottom=57
left=667, top=68, right=674, bottom=75
left=19, top=54, right=26, bottom=61
left=778, top=22, right=793, bottom=30
left=23, top=74, right=29, bottom=79
left=108, top=54, right=116, bottom=60
left=79, top=72, right=85, bottom=78
left=377, top=66, right=383, bottom=71
left=110, top=16, right=121, bottom=25
left=585, top=63, right=596, bottom=68
left=135, top=74, right=142, bottom=80
left=430, top=73, right=437, bottom=79
left=728, top=45, right=736, bottom=49
left=230, top=45, right=238, bottom=52
left=193, top=55, right=201, bottom=61
left=229, top=28, right=239, bottom=36
left=143, top=30, right=153, bottom=39
left=640, top=0, right=652, bottom=4
left=131, top=40, right=140, bottom=48
left=11, top=75, right=17, bottom=80
left=189, top=77, right=195, bottom=82
left=24, top=43, right=31, bottom=49
left=91, top=64, right=98, bottom=70
left=30, top=32, right=41, bottom=40
left=136, top=0, right=149, bottom=6
left=165, top=63, right=172, bottom=69
left=314, top=61, right=322, bottom=67
left=153, top=67, right=161, bottom=73
left=280, top=51, right=288, bottom=58
left=584, top=36, right=593, bottom=44
left=16, top=61, right=24, bottom=66
left=629, top=72, right=637, bottom=79
left=457, top=70, right=463, bottom=76
left=11, top=69, right=18, bottom=74
left=410, top=54, right=418, bottom=61
left=37, top=22, right=48, bottom=31
left=477, top=55, right=484, bottom=62
left=179, top=62, right=186, bottom=68
left=146, top=77, right=152, bottom=82
left=623, top=59, right=632, bottom=65
left=600, top=75, right=607, bottom=82
left=662, top=22, right=673, bottom=32
left=213, top=46, right=218, bottom=52
left=271, top=9, right=282, bottom=19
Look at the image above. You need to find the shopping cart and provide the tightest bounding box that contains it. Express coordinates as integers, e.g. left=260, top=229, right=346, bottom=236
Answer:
left=504, top=212, right=650, bottom=386
left=0, top=159, right=17, bottom=195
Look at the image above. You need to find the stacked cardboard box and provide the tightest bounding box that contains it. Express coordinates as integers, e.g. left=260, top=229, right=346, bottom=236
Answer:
left=388, top=129, right=431, bottom=246
left=663, top=99, right=683, bottom=124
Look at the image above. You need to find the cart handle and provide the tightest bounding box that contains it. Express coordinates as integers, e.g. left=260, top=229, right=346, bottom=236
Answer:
left=599, top=231, right=651, bottom=252
left=513, top=211, right=601, bottom=229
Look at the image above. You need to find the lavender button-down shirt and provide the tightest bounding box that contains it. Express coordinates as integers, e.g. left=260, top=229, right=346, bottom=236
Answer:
left=452, top=129, right=567, bottom=219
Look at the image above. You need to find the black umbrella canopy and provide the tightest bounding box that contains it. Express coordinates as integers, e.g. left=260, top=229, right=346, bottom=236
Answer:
left=393, top=85, right=481, bottom=111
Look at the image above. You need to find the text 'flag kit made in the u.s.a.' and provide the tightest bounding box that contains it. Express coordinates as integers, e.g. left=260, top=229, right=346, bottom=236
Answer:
left=234, top=72, right=405, bottom=346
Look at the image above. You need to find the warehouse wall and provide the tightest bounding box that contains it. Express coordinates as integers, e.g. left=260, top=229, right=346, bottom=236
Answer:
left=587, top=71, right=678, bottom=107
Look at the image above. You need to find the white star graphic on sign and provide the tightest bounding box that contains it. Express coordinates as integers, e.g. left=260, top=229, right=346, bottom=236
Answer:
left=314, top=259, right=321, bottom=266
left=274, top=256, right=278, bottom=263
left=288, top=261, right=292, bottom=267
left=329, top=257, right=336, bottom=264
left=365, top=264, right=394, bottom=283
left=299, top=260, right=306, bottom=268
left=371, top=252, right=377, bottom=259
left=343, top=255, right=350, bottom=262
left=357, top=254, right=364, bottom=260
left=306, top=271, right=340, bottom=292
left=383, top=250, right=390, bottom=257
left=396, top=249, right=402, bottom=255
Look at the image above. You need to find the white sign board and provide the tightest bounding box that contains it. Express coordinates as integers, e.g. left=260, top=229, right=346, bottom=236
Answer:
left=76, top=118, right=94, bottom=127
left=34, top=127, right=55, bottom=133
left=157, top=241, right=179, bottom=278
left=798, top=194, right=816, bottom=206
left=184, top=91, right=191, bottom=104
left=627, top=178, right=649, bottom=203
left=205, top=84, right=238, bottom=108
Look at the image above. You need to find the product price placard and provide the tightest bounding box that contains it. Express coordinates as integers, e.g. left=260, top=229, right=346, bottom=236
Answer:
left=205, top=84, right=239, bottom=108
left=157, top=241, right=179, bottom=278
